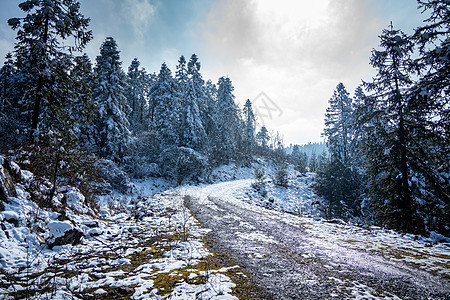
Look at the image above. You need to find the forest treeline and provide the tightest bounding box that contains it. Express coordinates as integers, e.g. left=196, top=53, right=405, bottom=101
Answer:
left=0, top=0, right=286, bottom=193
left=0, top=0, right=448, bottom=237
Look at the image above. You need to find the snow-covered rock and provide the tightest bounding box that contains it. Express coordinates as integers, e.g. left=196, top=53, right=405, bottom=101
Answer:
left=1, top=210, right=19, bottom=221
left=48, top=220, right=73, bottom=239
left=47, top=220, right=84, bottom=248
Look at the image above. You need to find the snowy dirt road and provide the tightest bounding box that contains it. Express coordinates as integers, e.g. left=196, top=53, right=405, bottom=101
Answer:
left=183, top=180, right=450, bottom=299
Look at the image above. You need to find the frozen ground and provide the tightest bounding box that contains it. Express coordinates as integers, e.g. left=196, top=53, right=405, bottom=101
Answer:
left=0, top=167, right=241, bottom=299
left=183, top=177, right=450, bottom=299
left=1, top=162, right=449, bottom=299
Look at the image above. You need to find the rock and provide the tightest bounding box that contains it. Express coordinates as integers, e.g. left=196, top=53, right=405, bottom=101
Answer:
left=48, top=228, right=84, bottom=249
left=87, top=228, right=102, bottom=237
left=82, top=220, right=99, bottom=228
left=1, top=211, right=20, bottom=227
left=117, top=286, right=134, bottom=295
left=0, top=158, right=17, bottom=205
left=48, top=220, right=73, bottom=239
left=48, top=220, right=84, bottom=248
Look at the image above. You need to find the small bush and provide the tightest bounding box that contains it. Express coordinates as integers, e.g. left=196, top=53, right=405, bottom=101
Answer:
left=251, top=167, right=267, bottom=197
left=94, top=159, right=134, bottom=194
left=159, top=147, right=208, bottom=185
left=273, top=163, right=289, bottom=188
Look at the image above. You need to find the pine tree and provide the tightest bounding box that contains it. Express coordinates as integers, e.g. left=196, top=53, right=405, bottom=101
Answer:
left=309, top=151, right=318, bottom=172
left=242, top=99, right=256, bottom=154
left=203, top=79, right=219, bottom=138
left=256, top=126, right=270, bottom=151
left=8, top=0, right=92, bottom=139
left=291, top=145, right=308, bottom=173
left=323, top=83, right=353, bottom=163
left=412, top=0, right=449, bottom=132
left=0, top=53, right=21, bottom=149
left=408, top=1, right=449, bottom=235
left=0, top=53, right=15, bottom=114
left=180, top=80, right=207, bottom=150
left=362, top=23, right=425, bottom=233
left=93, top=37, right=130, bottom=161
left=72, top=54, right=96, bottom=151
left=149, top=63, right=180, bottom=148
left=175, top=55, right=188, bottom=94
left=317, top=82, right=363, bottom=219
left=187, top=54, right=206, bottom=115
left=126, top=58, right=148, bottom=129
left=213, top=76, right=241, bottom=162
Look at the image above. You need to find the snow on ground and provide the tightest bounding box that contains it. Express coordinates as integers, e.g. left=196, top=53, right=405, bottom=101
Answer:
left=187, top=175, right=450, bottom=278
left=181, top=171, right=450, bottom=298
left=0, top=164, right=239, bottom=299
left=1, top=160, right=449, bottom=299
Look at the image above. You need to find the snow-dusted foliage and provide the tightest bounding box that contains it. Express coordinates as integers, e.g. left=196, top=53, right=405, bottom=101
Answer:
left=359, top=24, right=424, bottom=233
left=316, top=83, right=363, bottom=220
left=256, top=126, right=270, bottom=150
left=242, top=99, right=256, bottom=154
left=323, top=83, right=353, bottom=163
left=126, top=58, right=148, bottom=128
left=351, top=21, right=449, bottom=235
left=210, top=76, right=242, bottom=163
left=179, top=80, right=207, bottom=150
left=149, top=63, right=180, bottom=148
left=159, top=147, right=208, bottom=185
left=7, top=0, right=92, bottom=139
left=93, top=37, right=131, bottom=161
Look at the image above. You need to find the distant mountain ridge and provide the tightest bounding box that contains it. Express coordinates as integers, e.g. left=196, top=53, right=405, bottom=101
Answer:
left=286, top=142, right=328, bottom=158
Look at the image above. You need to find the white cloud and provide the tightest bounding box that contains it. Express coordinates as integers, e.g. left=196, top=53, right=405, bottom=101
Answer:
left=123, top=0, right=156, bottom=40
left=198, top=0, right=386, bottom=144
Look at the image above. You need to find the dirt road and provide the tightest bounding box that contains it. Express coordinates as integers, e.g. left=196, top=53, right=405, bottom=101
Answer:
left=184, top=180, right=450, bottom=299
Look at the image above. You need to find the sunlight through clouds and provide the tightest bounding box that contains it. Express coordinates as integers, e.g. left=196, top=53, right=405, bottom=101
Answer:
left=197, top=0, right=420, bottom=144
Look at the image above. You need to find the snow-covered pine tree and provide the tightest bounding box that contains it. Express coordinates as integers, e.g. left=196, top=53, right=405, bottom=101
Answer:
left=175, top=55, right=188, bottom=95
left=8, top=0, right=92, bottom=140
left=174, top=55, right=207, bottom=150
left=291, top=145, right=308, bottom=173
left=181, top=81, right=206, bottom=150
left=149, top=63, right=180, bottom=149
left=126, top=58, right=148, bottom=129
left=256, top=126, right=270, bottom=153
left=213, top=76, right=241, bottom=163
left=317, top=82, right=363, bottom=219
left=187, top=54, right=207, bottom=115
left=242, top=99, right=256, bottom=154
left=0, top=53, right=15, bottom=114
left=93, top=37, right=131, bottom=161
left=0, top=53, right=19, bottom=149
left=309, top=151, right=318, bottom=172
left=412, top=0, right=449, bottom=131
left=407, top=1, right=449, bottom=235
left=362, top=23, right=425, bottom=234
left=72, top=54, right=96, bottom=151
left=179, top=80, right=207, bottom=150
left=323, top=83, right=353, bottom=164
left=186, top=54, right=213, bottom=145
left=203, top=79, right=219, bottom=138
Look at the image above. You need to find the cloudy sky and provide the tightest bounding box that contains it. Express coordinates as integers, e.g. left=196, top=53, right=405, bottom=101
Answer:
left=0, top=0, right=427, bottom=145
